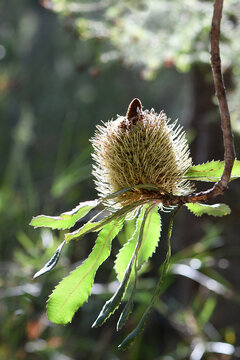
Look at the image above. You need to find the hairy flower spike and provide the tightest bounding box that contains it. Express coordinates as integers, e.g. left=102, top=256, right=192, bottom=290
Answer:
left=30, top=96, right=239, bottom=342
left=91, top=98, right=194, bottom=208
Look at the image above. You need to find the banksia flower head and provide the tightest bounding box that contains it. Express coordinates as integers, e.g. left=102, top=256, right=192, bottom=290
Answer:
left=91, top=98, right=194, bottom=209
left=30, top=97, right=239, bottom=348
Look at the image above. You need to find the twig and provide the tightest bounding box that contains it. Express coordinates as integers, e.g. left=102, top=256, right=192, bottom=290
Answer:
left=158, top=0, right=235, bottom=207
left=192, top=0, right=235, bottom=201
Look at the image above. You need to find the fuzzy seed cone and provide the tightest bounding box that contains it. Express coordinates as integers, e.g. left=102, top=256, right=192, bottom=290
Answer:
left=91, top=99, right=194, bottom=208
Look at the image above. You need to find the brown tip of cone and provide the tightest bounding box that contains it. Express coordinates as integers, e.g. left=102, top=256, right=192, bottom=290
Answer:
left=126, top=98, right=142, bottom=120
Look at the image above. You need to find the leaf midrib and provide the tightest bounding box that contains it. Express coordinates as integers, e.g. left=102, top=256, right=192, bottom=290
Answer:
left=56, top=219, right=122, bottom=317
left=137, top=209, right=153, bottom=256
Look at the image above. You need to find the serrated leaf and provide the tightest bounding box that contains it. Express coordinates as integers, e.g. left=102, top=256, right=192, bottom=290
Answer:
left=64, top=217, right=109, bottom=243
left=47, top=218, right=124, bottom=324
left=117, top=280, right=136, bottom=331
left=118, top=207, right=176, bottom=350
left=185, top=203, right=231, bottom=217
left=30, top=200, right=99, bottom=230
left=33, top=241, right=65, bottom=279
left=92, top=205, right=153, bottom=328
left=29, top=187, right=136, bottom=231
left=184, top=159, right=240, bottom=182
left=65, top=200, right=146, bottom=243
left=92, top=249, right=136, bottom=328
left=115, top=205, right=161, bottom=282
left=30, top=185, right=154, bottom=232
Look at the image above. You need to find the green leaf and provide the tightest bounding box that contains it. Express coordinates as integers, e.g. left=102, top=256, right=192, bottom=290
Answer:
left=116, top=280, right=136, bottom=331
left=92, top=248, right=136, bottom=328
left=29, top=187, right=137, bottom=231
left=47, top=218, right=124, bottom=324
left=33, top=241, right=65, bottom=279
left=114, top=205, right=161, bottom=282
left=30, top=200, right=99, bottom=230
left=65, top=200, right=146, bottom=243
left=30, top=185, right=154, bottom=232
left=185, top=203, right=231, bottom=217
left=184, top=159, right=240, bottom=182
left=92, top=205, right=153, bottom=328
left=118, top=307, right=148, bottom=350
left=64, top=217, right=109, bottom=243
left=118, top=207, right=176, bottom=350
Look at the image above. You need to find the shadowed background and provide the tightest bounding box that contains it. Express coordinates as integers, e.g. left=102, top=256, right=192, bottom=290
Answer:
left=1, top=0, right=240, bottom=359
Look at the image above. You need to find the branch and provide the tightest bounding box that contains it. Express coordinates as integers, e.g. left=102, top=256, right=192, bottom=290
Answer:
left=193, top=0, right=235, bottom=200
left=159, top=0, right=235, bottom=207
left=210, top=0, right=235, bottom=185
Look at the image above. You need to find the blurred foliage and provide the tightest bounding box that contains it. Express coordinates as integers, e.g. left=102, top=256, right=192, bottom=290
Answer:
left=48, top=0, right=240, bottom=131
left=0, top=0, right=240, bottom=359
left=49, top=0, right=238, bottom=71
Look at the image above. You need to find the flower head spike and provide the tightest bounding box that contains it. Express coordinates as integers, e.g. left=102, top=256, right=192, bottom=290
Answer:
left=30, top=97, right=240, bottom=346
left=91, top=98, right=194, bottom=209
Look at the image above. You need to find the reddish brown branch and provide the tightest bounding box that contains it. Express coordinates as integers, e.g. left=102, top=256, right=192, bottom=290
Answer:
left=209, top=0, right=235, bottom=190
left=160, top=0, right=235, bottom=207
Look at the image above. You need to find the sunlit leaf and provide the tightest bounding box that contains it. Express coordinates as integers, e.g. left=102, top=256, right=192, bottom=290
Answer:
left=185, top=203, right=231, bottom=217
left=30, top=200, right=99, bottom=230
left=30, top=186, right=152, bottom=232
left=92, top=205, right=153, bottom=328
left=47, top=218, right=124, bottom=324
left=29, top=187, right=135, bottom=231
left=118, top=207, right=175, bottom=350
left=184, top=159, right=240, bottom=182
left=33, top=241, right=65, bottom=279
left=114, top=205, right=161, bottom=282
left=65, top=200, right=146, bottom=243
left=64, top=217, right=109, bottom=243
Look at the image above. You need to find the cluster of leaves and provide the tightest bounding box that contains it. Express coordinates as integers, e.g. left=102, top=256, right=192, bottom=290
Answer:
left=30, top=160, right=240, bottom=348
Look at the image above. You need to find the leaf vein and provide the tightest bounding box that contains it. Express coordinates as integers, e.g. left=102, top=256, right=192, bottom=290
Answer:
left=57, top=219, right=122, bottom=315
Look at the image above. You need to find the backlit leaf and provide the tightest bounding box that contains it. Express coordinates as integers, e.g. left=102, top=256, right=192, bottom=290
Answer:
left=118, top=207, right=176, bottom=350
left=184, top=159, right=240, bottom=182
left=64, top=217, right=110, bottom=243
left=92, top=205, right=153, bottom=328
left=65, top=200, right=146, bottom=243
left=185, top=203, right=231, bottom=217
left=30, top=186, right=153, bottom=232
left=30, top=200, right=99, bottom=230
left=47, top=218, right=124, bottom=324
left=114, top=205, right=161, bottom=282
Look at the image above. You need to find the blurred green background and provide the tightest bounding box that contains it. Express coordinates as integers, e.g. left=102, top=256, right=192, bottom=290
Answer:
left=1, top=0, right=240, bottom=359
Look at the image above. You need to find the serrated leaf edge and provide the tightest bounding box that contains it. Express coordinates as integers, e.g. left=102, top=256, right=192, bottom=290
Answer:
left=47, top=218, right=125, bottom=324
